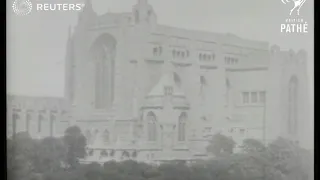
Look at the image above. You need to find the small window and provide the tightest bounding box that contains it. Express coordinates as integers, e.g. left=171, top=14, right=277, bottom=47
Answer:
left=172, top=50, right=176, bottom=58
left=177, top=51, right=181, bottom=57
left=164, top=86, right=173, bottom=95
left=225, top=57, right=230, bottom=64
left=239, top=128, right=245, bottom=134
left=103, top=129, right=110, bottom=144
left=242, top=92, right=249, bottom=104
left=88, top=149, right=94, bottom=156
left=186, top=50, right=189, bottom=57
left=135, top=11, right=139, bottom=23
left=153, top=47, right=158, bottom=56
left=181, top=51, right=185, bottom=58
left=174, top=72, right=181, bottom=86
left=229, top=128, right=234, bottom=133
left=259, top=91, right=266, bottom=103
left=212, top=54, right=215, bottom=60
left=100, top=150, right=108, bottom=157
left=200, top=76, right=206, bottom=85
left=251, top=92, right=258, bottom=103
left=199, top=54, right=202, bottom=60
left=226, top=78, right=230, bottom=88
left=122, top=151, right=130, bottom=158
left=110, top=150, right=115, bottom=157
left=132, top=151, right=137, bottom=158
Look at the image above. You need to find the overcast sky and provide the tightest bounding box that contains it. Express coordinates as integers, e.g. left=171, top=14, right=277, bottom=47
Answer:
left=7, top=0, right=313, bottom=99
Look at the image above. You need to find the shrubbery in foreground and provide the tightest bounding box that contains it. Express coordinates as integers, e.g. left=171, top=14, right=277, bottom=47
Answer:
left=7, top=127, right=313, bottom=180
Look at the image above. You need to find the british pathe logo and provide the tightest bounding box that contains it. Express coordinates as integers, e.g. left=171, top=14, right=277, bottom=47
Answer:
left=281, top=0, right=306, bottom=16
left=12, top=0, right=33, bottom=16
left=280, top=0, right=308, bottom=33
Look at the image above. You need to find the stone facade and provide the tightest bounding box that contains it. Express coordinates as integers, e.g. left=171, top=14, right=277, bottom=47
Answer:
left=7, top=0, right=311, bottom=164
left=7, top=95, right=70, bottom=138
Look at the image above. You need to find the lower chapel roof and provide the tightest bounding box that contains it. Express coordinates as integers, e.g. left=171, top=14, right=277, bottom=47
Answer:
left=7, top=94, right=68, bottom=111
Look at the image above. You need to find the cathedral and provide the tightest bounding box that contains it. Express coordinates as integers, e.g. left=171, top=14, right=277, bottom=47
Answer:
left=7, top=0, right=312, bottom=164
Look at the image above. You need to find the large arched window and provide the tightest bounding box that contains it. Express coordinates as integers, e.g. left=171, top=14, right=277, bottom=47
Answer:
left=147, top=112, right=157, bottom=141
left=91, top=34, right=116, bottom=109
left=102, top=129, right=110, bottom=144
left=288, top=76, right=298, bottom=135
left=178, top=112, right=187, bottom=141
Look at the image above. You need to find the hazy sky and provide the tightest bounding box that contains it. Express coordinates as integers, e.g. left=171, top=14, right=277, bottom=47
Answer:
left=7, top=0, right=314, bottom=99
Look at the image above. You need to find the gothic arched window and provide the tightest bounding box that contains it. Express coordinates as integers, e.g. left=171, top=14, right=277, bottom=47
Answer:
left=172, top=50, right=176, bottom=58
left=38, top=113, right=44, bottom=133
left=178, top=112, right=187, bottom=141
left=103, top=129, right=110, bottom=144
left=288, top=76, right=298, bottom=135
left=226, top=78, right=231, bottom=105
left=135, top=10, right=139, bottom=23
left=26, top=113, right=31, bottom=133
left=153, top=47, right=158, bottom=56
left=91, top=34, right=116, bottom=110
left=181, top=52, right=185, bottom=58
left=212, top=54, right=216, bottom=60
left=200, top=76, right=206, bottom=86
left=147, top=112, right=157, bottom=141
left=200, top=76, right=206, bottom=99
left=49, top=112, right=56, bottom=137
left=203, top=54, right=207, bottom=61
left=12, top=112, right=19, bottom=136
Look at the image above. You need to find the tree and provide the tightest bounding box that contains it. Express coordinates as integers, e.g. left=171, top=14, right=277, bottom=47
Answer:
left=156, top=163, right=191, bottom=180
left=206, top=133, right=236, bottom=157
left=7, top=132, right=39, bottom=180
left=33, top=137, right=68, bottom=174
left=63, top=126, right=87, bottom=169
left=266, top=137, right=312, bottom=180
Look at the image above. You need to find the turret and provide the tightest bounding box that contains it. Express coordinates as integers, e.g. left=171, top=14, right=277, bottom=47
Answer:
left=77, top=0, right=97, bottom=27
left=132, top=0, right=157, bottom=27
